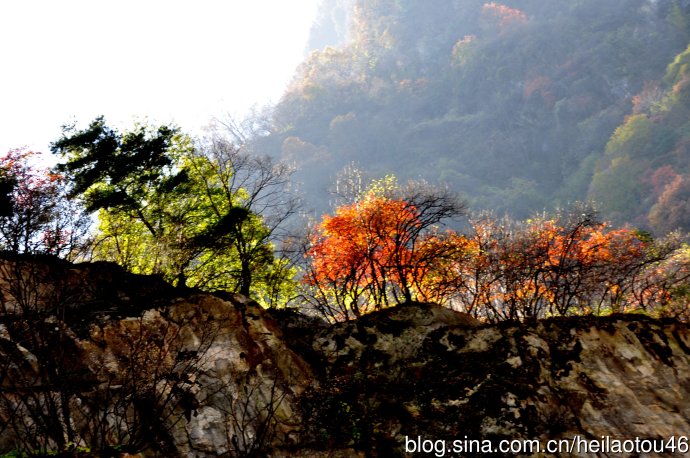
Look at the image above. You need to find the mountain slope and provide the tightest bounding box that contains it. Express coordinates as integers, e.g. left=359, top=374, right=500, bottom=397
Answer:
left=589, top=43, right=690, bottom=233
left=257, top=0, right=690, bottom=218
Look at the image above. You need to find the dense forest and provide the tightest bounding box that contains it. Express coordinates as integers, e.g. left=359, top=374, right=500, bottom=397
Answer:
left=250, top=0, right=690, bottom=234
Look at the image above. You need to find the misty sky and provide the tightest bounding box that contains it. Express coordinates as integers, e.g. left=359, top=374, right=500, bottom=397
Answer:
left=0, top=0, right=319, bottom=155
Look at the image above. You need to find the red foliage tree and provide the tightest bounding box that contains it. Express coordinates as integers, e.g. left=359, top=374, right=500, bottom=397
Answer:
left=456, top=210, right=662, bottom=321
left=649, top=173, right=690, bottom=234
left=0, top=149, right=88, bottom=257
left=481, top=2, right=528, bottom=35
left=304, top=183, right=465, bottom=321
left=304, top=192, right=689, bottom=323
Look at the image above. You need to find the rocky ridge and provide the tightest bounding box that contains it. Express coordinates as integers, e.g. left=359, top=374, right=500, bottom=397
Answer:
left=0, top=257, right=689, bottom=457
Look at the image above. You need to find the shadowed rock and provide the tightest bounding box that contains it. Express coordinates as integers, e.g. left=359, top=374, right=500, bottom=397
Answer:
left=1, top=257, right=689, bottom=457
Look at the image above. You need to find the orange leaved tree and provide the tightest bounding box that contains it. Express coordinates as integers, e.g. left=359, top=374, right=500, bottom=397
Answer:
left=458, top=209, right=661, bottom=321
left=304, top=191, right=689, bottom=323
left=303, top=181, right=465, bottom=321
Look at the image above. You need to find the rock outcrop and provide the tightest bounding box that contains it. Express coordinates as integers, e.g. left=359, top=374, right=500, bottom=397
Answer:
left=1, top=257, right=690, bottom=457
left=0, top=257, right=312, bottom=457
left=289, top=308, right=690, bottom=456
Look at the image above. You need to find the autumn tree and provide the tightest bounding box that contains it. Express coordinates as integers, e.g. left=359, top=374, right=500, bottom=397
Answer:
left=303, top=177, right=465, bottom=320
left=481, top=2, right=528, bottom=35
left=630, top=235, right=690, bottom=320
left=511, top=210, right=649, bottom=317
left=648, top=173, right=690, bottom=234
left=0, top=149, right=89, bottom=258
left=449, top=207, right=679, bottom=322
left=441, top=213, right=512, bottom=321
left=305, top=188, right=690, bottom=323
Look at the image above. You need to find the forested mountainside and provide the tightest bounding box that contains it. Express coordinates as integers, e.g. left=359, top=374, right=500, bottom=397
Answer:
left=252, top=0, right=690, bottom=228
left=590, top=44, right=690, bottom=233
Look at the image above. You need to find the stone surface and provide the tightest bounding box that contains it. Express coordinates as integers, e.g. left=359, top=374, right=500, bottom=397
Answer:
left=0, top=258, right=313, bottom=457
left=289, top=312, right=690, bottom=457
left=1, top=257, right=690, bottom=457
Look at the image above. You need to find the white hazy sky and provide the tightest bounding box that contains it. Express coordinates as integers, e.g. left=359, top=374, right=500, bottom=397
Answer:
left=0, top=0, right=320, bottom=156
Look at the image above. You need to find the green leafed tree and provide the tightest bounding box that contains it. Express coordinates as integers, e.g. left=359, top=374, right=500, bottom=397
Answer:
left=51, top=118, right=298, bottom=306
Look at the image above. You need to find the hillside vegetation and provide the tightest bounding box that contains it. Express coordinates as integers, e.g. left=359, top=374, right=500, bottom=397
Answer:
left=254, top=0, right=690, bottom=225
left=1, top=1, right=689, bottom=323
left=590, top=44, right=690, bottom=233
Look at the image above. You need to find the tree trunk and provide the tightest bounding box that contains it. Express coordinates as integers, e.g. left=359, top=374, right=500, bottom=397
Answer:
left=239, top=260, right=251, bottom=297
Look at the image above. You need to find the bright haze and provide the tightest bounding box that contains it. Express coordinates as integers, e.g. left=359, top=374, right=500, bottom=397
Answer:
left=0, top=0, right=319, bottom=155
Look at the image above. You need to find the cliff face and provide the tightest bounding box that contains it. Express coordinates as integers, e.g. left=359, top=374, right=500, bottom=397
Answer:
left=0, top=258, right=313, bottom=457
left=289, top=306, right=690, bottom=456
left=1, top=258, right=690, bottom=457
